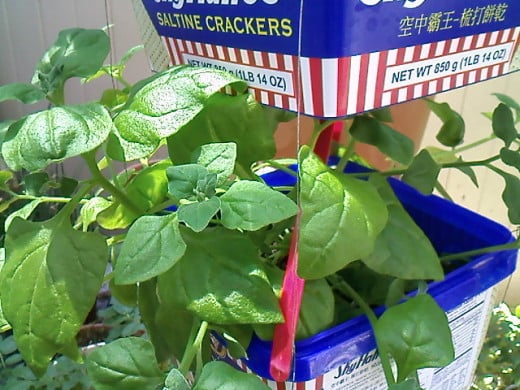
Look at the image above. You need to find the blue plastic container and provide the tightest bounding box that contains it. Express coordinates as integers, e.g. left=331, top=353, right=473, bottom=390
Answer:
left=213, top=164, right=517, bottom=389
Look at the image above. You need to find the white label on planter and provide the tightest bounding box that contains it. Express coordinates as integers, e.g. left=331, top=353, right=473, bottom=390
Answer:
left=286, top=288, right=493, bottom=390
left=321, top=350, right=388, bottom=389
left=424, top=288, right=493, bottom=390
left=227, top=288, right=494, bottom=389
left=182, top=53, right=294, bottom=95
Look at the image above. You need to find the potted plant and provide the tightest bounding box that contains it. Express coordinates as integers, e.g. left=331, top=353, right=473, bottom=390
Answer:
left=0, top=28, right=518, bottom=390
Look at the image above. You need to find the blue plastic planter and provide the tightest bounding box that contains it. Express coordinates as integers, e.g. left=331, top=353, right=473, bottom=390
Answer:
left=212, top=163, right=517, bottom=389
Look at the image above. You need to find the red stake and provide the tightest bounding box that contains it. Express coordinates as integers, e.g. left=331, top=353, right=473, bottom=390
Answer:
left=269, top=224, right=303, bottom=381
left=269, top=121, right=339, bottom=381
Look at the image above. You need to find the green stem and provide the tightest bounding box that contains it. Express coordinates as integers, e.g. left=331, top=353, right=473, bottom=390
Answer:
left=53, top=182, right=95, bottom=225
left=309, top=119, right=338, bottom=148
left=13, top=194, right=89, bottom=205
left=148, top=200, right=178, bottom=215
left=336, top=138, right=357, bottom=173
left=452, top=134, right=496, bottom=153
left=328, top=275, right=396, bottom=385
left=440, top=240, right=520, bottom=262
left=178, top=320, right=208, bottom=376
left=262, top=160, right=298, bottom=177
left=348, top=154, right=501, bottom=178
left=47, top=85, right=65, bottom=106
left=434, top=182, right=453, bottom=201
left=83, top=152, right=143, bottom=216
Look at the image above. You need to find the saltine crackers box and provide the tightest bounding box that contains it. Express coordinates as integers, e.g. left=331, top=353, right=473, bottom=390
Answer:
left=136, top=0, right=520, bottom=118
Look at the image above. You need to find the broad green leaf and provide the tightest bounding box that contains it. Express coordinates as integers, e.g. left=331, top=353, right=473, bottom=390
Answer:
left=23, top=172, right=50, bottom=196
left=375, top=294, right=454, bottom=382
left=455, top=162, right=479, bottom=188
left=220, top=181, right=298, bottom=231
left=193, top=361, right=270, bottom=390
left=167, top=164, right=214, bottom=200
left=402, top=150, right=440, bottom=195
left=425, top=148, right=478, bottom=186
left=83, top=45, right=144, bottom=84
left=98, top=161, right=169, bottom=229
left=110, top=66, right=247, bottom=161
left=109, top=280, right=138, bottom=308
left=296, top=279, right=335, bottom=339
left=385, top=279, right=407, bottom=308
left=178, top=197, right=221, bottom=232
left=0, top=199, right=17, bottom=214
left=86, top=337, right=163, bottom=390
left=0, top=216, right=108, bottom=375
left=158, top=227, right=282, bottom=324
left=165, top=368, right=190, bottom=390
left=79, top=197, right=111, bottom=231
left=99, top=88, right=129, bottom=109
left=213, top=324, right=253, bottom=359
left=500, top=172, right=520, bottom=224
left=298, top=147, right=388, bottom=279
left=349, top=115, right=414, bottom=165
left=361, top=175, right=443, bottom=280
left=32, top=28, right=110, bottom=98
left=388, top=378, right=422, bottom=390
left=0, top=251, right=8, bottom=332
left=168, top=93, right=277, bottom=176
left=0, top=121, right=14, bottom=153
left=192, top=142, right=237, bottom=186
left=492, top=103, right=517, bottom=147
left=154, top=299, right=195, bottom=363
left=114, top=213, right=186, bottom=284
left=500, top=147, right=520, bottom=173
left=56, top=176, right=78, bottom=197
left=337, top=261, right=397, bottom=307
left=4, top=199, right=42, bottom=232
left=426, top=100, right=465, bottom=147
left=253, top=278, right=335, bottom=341
left=2, top=103, right=114, bottom=172
left=0, top=83, right=45, bottom=104
left=425, top=99, right=457, bottom=122
left=262, top=105, right=297, bottom=124
left=0, top=170, right=13, bottom=190
left=493, top=93, right=520, bottom=120
left=370, top=107, right=393, bottom=122
left=137, top=279, right=189, bottom=363
left=436, top=116, right=465, bottom=147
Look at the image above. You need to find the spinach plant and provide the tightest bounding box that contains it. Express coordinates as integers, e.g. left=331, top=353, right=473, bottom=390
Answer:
left=0, top=28, right=519, bottom=389
left=472, top=303, right=520, bottom=390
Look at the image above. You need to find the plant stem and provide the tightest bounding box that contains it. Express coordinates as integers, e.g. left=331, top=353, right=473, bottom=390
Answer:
left=452, top=134, right=496, bottom=153
left=13, top=194, right=89, bottom=205
left=336, top=138, right=357, bottom=173
left=53, top=182, right=95, bottom=225
left=47, top=85, right=65, bottom=106
left=179, top=320, right=208, bottom=376
left=148, top=202, right=177, bottom=215
left=347, top=154, right=502, bottom=178
left=83, top=152, right=143, bottom=216
left=434, top=182, right=453, bottom=201
left=328, top=275, right=396, bottom=385
left=309, top=119, right=338, bottom=148
left=440, top=240, right=520, bottom=262
left=262, top=160, right=298, bottom=177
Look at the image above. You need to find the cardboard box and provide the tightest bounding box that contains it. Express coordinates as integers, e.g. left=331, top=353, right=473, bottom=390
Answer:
left=138, top=0, right=520, bottom=118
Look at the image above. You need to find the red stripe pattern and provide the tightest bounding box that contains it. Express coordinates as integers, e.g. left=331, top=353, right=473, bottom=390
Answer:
left=161, top=27, right=519, bottom=118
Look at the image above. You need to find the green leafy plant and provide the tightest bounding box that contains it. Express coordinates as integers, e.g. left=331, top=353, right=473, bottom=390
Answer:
left=472, top=303, right=520, bottom=390
left=0, top=27, right=519, bottom=389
